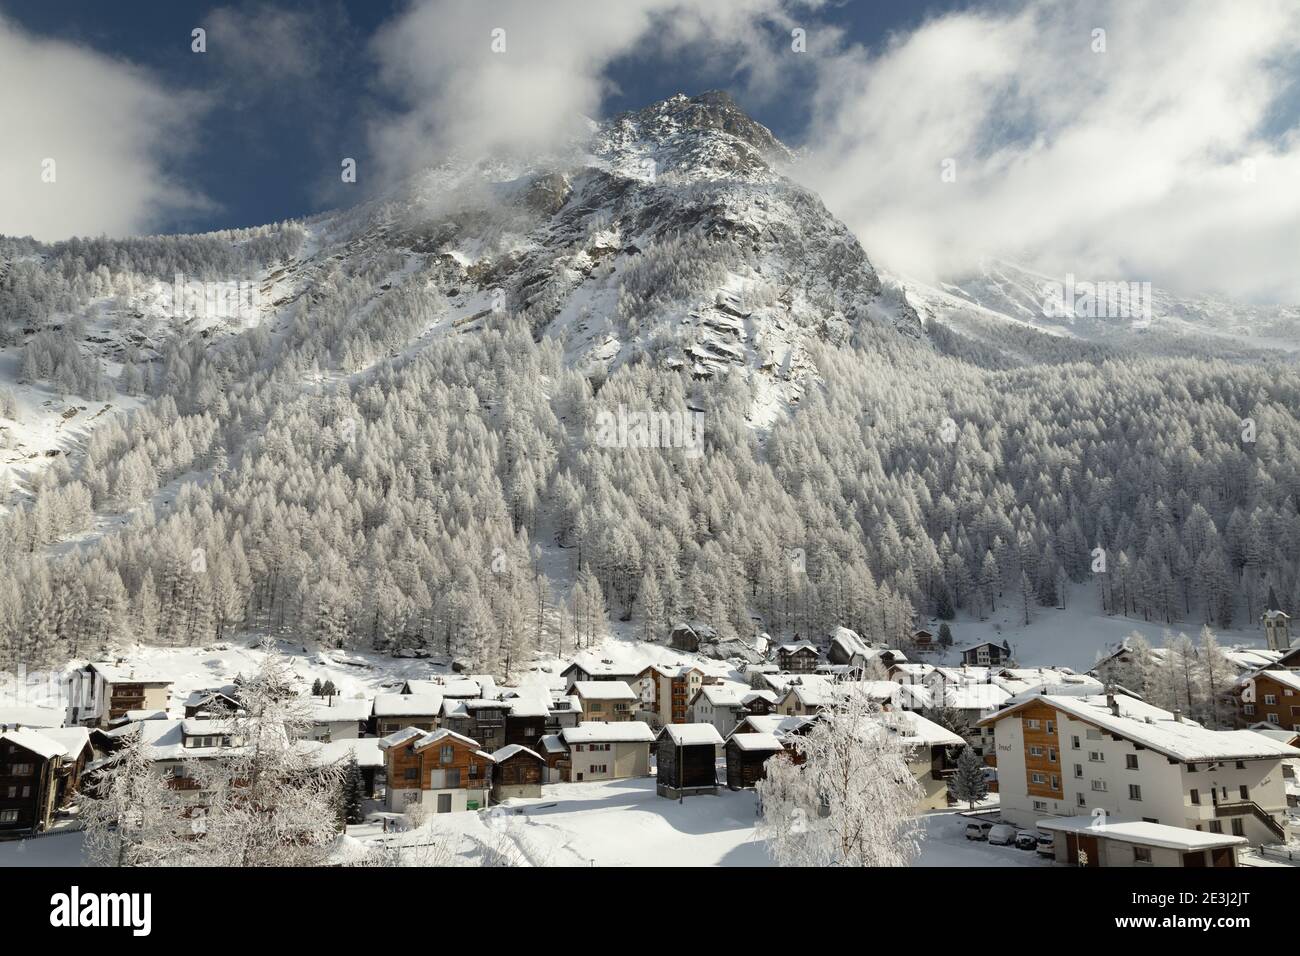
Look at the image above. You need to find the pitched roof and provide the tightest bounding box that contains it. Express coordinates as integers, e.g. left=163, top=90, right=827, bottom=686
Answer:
left=657, top=723, right=724, bottom=747
left=982, top=693, right=1300, bottom=763
left=561, top=721, right=654, bottom=744
left=491, top=744, right=544, bottom=763
left=86, top=662, right=171, bottom=684
left=728, top=732, right=784, bottom=752
left=571, top=680, right=637, bottom=701
left=0, top=727, right=68, bottom=759
left=0, top=705, right=64, bottom=728
left=308, top=698, right=373, bottom=722
left=373, top=692, right=443, bottom=716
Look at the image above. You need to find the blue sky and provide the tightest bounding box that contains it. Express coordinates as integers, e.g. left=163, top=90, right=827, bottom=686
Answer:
left=0, top=0, right=965, bottom=235
left=3, top=0, right=1299, bottom=302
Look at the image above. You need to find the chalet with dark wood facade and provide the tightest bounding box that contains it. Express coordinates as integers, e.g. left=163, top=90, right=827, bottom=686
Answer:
left=490, top=745, right=545, bottom=801
left=655, top=724, right=723, bottom=798
left=0, top=727, right=93, bottom=835
left=775, top=641, right=820, bottom=673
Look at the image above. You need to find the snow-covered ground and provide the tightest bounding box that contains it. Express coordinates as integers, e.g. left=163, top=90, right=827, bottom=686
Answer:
left=919, top=582, right=1269, bottom=672
left=0, top=782, right=1054, bottom=868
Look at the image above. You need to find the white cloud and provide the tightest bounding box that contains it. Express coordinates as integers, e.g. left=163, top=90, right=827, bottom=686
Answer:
left=366, top=0, right=801, bottom=181
left=799, top=0, right=1300, bottom=303
left=0, top=14, right=212, bottom=241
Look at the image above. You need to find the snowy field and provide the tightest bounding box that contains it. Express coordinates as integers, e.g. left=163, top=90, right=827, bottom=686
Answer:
left=918, top=582, right=1269, bottom=672
left=0, top=784, right=1050, bottom=868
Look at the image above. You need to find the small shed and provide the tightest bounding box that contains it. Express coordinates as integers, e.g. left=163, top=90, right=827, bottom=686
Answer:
left=724, top=732, right=784, bottom=790
left=491, top=744, right=546, bottom=801
left=655, top=723, right=723, bottom=798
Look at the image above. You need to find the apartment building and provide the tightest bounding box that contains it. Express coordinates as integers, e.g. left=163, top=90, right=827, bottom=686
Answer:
left=981, top=692, right=1300, bottom=846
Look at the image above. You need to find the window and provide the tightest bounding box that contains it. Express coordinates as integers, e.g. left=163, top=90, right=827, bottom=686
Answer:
left=1231, top=818, right=1245, bottom=837
left=1029, top=745, right=1043, bottom=757
left=0, top=810, right=19, bottom=823
left=1239, top=785, right=1249, bottom=800
left=1187, top=763, right=1198, bottom=772
left=1031, top=772, right=1045, bottom=784
left=1027, top=719, right=1040, bottom=730
left=1088, top=751, right=1105, bottom=762
left=1046, top=720, right=1055, bottom=734
left=1190, top=788, right=1200, bottom=805
left=404, top=768, right=418, bottom=782
left=1048, top=747, right=1057, bottom=762
left=1071, top=735, right=1080, bottom=750
left=1133, top=846, right=1152, bottom=864
left=1268, top=714, right=1281, bottom=725
left=440, top=746, right=454, bottom=765
left=1208, top=820, right=1222, bottom=834
left=1128, top=784, right=1142, bottom=801
left=1235, top=761, right=1245, bottom=770
left=8, top=763, right=33, bottom=776
left=1264, top=694, right=1277, bottom=705
left=1050, top=775, right=1060, bottom=789
left=592, top=764, right=607, bottom=774
left=1076, top=793, right=1087, bottom=807
left=1125, top=754, right=1139, bottom=770
left=1091, top=780, right=1107, bottom=792
left=1086, top=729, right=1102, bottom=740
left=1032, top=800, right=1048, bottom=812
left=1243, top=704, right=1256, bottom=716
left=1074, top=764, right=1083, bottom=778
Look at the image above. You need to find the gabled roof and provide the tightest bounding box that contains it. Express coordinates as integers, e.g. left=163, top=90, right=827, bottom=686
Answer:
left=696, top=685, right=744, bottom=707
left=0, top=727, right=68, bottom=759
left=491, top=744, right=544, bottom=763
left=411, top=728, right=481, bottom=752
left=0, top=705, right=65, bottom=728
left=561, top=653, right=639, bottom=678
left=829, top=626, right=869, bottom=659
left=728, top=732, right=784, bottom=752
left=538, top=734, right=566, bottom=754
left=981, top=693, right=1300, bottom=763
left=571, top=680, right=636, bottom=701
left=373, top=692, right=443, bottom=716
left=777, top=641, right=818, bottom=655
left=561, top=721, right=654, bottom=744
left=657, top=723, right=724, bottom=747
left=309, top=698, right=373, bottom=723
left=86, top=662, right=171, bottom=684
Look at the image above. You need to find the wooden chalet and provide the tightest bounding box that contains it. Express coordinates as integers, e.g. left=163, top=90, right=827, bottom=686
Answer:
left=724, top=732, right=785, bottom=789
left=0, top=727, right=93, bottom=836
left=490, top=744, right=545, bottom=801
left=379, top=727, right=492, bottom=813
left=655, top=724, right=723, bottom=798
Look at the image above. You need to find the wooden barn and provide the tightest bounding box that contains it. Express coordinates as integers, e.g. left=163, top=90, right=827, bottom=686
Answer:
left=724, top=732, right=785, bottom=789
left=491, top=744, right=545, bottom=801
left=655, top=724, right=723, bottom=798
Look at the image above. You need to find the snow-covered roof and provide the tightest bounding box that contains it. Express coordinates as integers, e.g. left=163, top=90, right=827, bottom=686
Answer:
left=0, top=705, right=64, bottom=728
left=697, top=685, right=744, bottom=707
left=180, top=718, right=237, bottom=736
left=896, top=684, right=932, bottom=709
left=728, top=732, right=784, bottom=752
left=505, top=697, right=550, bottom=718
left=538, top=734, right=566, bottom=754
left=982, top=694, right=1300, bottom=764
left=881, top=711, right=964, bottom=748
left=571, top=680, right=637, bottom=701
left=940, top=684, right=1011, bottom=712
left=657, top=723, right=724, bottom=747
left=562, top=653, right=640, bottom=678
left=309, top=698, right=373, bottom=723
left=0, top=727, right=68, bottom=759
left=87, top=662, right=171, bottom=684
left=491, top=744, right=544, bottom=763
left=411, top=728, right=481, bottom=752
left=733, top=714, right=816, bottom=738
left=373, top=692, right=443, bottom=716
left=1249, top=669, right=1300, bottom=693
left=829, top=626, right=869, bottom=659
left=561, top=721, right=654, bottom=744
left=742, top=690, right=778, bottom=705
left=1036, top=816, right=1247, bottom=851
left=312, top=737, right=384, bottom=769
left=777, top=640, right=818, bottom=654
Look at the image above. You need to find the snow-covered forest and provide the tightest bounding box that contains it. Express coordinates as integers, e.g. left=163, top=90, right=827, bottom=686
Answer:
left=1, top=94, right=1297, bottom=682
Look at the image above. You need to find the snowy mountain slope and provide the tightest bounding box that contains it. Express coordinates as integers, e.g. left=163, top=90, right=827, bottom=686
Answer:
left=906, top=259, right=1300, bottom=358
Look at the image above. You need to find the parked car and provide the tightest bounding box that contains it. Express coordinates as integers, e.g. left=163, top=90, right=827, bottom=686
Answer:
left=1036, top=832, right=1055, bottom=857
left=987, top=824, right=1017, bottom=846
left=1014, top=831, right=1037, bottom=850
left=964, top=820, right=994, bottom=841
